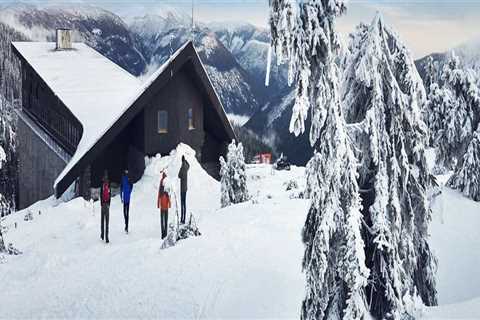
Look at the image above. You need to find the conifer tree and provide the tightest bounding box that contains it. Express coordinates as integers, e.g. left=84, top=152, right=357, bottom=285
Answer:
left=219, top=140, right=249, bottom=207
left=424, top=56, right=439, bottom=96
left=342, top=14, right=437, bottom=318
left=448, top=127, right=480, bottom=201
left=0, top=145, right=6, bottom=252
left=269, top=1, right=369, bottom=319
left=219, top=156, right=231, bottom=208
left=433, top=52, right=480, bottom=170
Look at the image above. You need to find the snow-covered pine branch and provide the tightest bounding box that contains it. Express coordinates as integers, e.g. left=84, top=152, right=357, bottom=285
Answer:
left=430, top=52, right=480, bottom=172
left=448, top=127, right=480, bottom=201
left=0, top=96, right=17, bottom=216
left=0, top=145, right=6, bottom=252
left=424, top=56, right=440, bottom=96
left=342, top=14, right=437, bottom=318
left=269, top=1, right=369, bottom=319
left=219, top=140, right=249, bottom=208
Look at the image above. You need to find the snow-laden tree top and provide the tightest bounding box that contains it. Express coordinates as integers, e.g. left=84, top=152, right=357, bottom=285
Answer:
left=269, top=0, right=346, bottom=144
left=342, top=13, right=437, bottom=317
left=343, top=13, right=426, bottom=126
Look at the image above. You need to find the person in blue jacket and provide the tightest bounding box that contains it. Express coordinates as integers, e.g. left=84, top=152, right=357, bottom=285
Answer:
left=120, top=169, right=133, bottom=234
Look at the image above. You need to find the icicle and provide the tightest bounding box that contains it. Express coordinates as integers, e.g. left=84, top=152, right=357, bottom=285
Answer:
left=265, top=44, right=273, bottom=87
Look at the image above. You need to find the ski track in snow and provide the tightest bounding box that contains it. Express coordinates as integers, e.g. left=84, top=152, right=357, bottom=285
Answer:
left=0, top=148, right=307, bottom=318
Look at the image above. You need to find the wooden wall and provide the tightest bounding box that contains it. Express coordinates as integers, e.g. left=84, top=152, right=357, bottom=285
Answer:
left=89, top=112, right=145, bottom=188
left=21, top=63, right=82, bottom=154
left=143, top=67, right=205, bottom=160
left=17, top=113, right=69, bottom=209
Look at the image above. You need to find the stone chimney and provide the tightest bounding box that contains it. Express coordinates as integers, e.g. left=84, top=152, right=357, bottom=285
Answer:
left=56, top=28, right=72, bottom=50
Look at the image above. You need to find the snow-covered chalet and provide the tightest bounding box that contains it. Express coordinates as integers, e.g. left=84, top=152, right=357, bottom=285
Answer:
left=12, top=29, right=235, bottom=209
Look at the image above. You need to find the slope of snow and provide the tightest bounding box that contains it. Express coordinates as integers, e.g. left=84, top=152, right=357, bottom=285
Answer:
left=416, top=149, right=480, bottom=318
left=0, top=144, right=307, bottom=318
left=420, top=186, right=480, bottom=319
left=2, top=142, right=479, bottom=318
left=266, top=90, right=295, bottom=127
left=204, top=64, right=259, bottom=116
left=430, top=187, right=480, bottom=305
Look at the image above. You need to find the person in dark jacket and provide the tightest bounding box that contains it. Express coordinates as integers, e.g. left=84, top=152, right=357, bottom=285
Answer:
left=100, top=171, right=111, bottom=244
left=120, top=169, right=133, bottom=234
left=157, top=172, right=171, bottom=239
left=178, top=156, right=190, bottom=224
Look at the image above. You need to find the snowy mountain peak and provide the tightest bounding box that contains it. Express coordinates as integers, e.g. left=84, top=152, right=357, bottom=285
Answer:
left=371, top=11, right=385, bottom=30
left=148, top=4, right=191, bottom=26
left=129, top=6, right=191, bottom=35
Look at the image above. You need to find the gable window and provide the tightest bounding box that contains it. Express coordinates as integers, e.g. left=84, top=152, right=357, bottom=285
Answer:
left=188, top=108, right=194, bottom=130
left=158, top=110, right=168, bottom=134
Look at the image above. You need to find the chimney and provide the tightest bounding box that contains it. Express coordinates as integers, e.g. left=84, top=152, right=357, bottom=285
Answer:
left=56, top=28, right=72, bottom=50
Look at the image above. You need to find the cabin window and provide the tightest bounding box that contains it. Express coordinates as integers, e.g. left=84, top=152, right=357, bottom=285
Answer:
left=188, top=108, right=195, bottom=130
left=158, top=110, right=168, bottom=134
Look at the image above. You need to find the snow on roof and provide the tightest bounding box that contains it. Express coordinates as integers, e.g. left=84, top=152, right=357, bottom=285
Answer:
left=15, top=41, right=195, bottom=194
left=13, top=41, right=144, bottom=190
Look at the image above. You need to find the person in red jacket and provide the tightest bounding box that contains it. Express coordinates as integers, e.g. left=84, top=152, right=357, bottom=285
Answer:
left=157, top=172, right=171, bottom=239
left=100, top=171, right=111, bottom=244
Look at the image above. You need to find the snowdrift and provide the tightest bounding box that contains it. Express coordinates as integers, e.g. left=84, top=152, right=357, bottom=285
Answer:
left=0, top=145, right=308, bottom=318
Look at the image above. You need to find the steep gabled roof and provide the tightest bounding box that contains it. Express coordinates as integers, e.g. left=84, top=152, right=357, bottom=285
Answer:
left=12, top=41, right=142, bottom=152
left=13, top=40, right=235, bottom=197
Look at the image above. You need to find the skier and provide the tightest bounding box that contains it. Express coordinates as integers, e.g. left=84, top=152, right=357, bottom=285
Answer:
left=178, top=155, right=190, bottom=224
left=120, top=169, right=133, bottom=234
left=100, top=171, right=111, bottom=244
left=157, top=171, right=171, bottom=239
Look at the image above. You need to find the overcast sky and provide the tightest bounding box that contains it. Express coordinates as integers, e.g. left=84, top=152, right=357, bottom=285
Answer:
left=2, top=0, right=480, bottom=58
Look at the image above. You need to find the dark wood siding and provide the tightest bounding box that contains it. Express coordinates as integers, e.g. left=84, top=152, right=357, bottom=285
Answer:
left=17, top=112, right=69, bottom=209
left=143, top=67, right=205, bottom=160
left=21, top=63, right=82, bottom=155
left=90, top=112, right=145, bottom=188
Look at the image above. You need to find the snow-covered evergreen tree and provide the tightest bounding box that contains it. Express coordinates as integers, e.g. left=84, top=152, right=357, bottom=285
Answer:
left=219, top=156, right=231, bottom=208
left=423, top=56, right=443, bottom=147
left=269, top=1, right=369, bottom=319
left=424, top=56, right=439, bottom=96
left=219, top=140, right=249, bottom=208
left=448, top=127, right=480, bottom=201
left=0, top=96, right=17, bottom=215
left=0, top=22, right=24, bottom=215
left=0, top=145, right=7, bottom=252
left=432, top=52, right=480, bottom=171
left=342, top=14, right=437, bottom=318
left=426, top=84, right=457, bottom=171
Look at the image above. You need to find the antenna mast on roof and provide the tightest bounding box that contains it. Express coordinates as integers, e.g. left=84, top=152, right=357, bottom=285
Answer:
left=191, top=0, right=195, bottom=43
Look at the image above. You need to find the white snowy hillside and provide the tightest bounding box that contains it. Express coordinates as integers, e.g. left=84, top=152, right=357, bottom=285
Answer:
left=420, top=150, right=480, bottom=319
left=0, top=144, right=479, bottom=318
left=0, top=144, right=308, bottom=318
left=423, top=187, right=480, bottom=319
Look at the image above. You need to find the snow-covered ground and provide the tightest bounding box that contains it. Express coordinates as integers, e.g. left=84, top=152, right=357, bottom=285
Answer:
left=422, top=186, right=480, bottom=319
left=1, top=144, right=479, bottom=318
left=0, top=145, right=307, bottom=318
